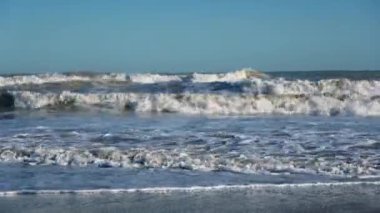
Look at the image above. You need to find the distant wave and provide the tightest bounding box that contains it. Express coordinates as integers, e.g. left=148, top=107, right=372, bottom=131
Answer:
left=130, top=73, right=183, bottom=83
left=1, top=181, right=380, bottom=197
left=191, top=69, right=269, bottom=83
left=0, top=68, right=265, bottom=86
left=0, top=73, right=129, bottom=86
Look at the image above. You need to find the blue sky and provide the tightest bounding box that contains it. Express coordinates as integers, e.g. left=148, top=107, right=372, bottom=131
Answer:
left=0, top=0, right=379, bottom=73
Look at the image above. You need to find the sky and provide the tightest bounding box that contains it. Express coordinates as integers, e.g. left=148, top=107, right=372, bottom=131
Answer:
left=0, top=0, right=379, bottom=73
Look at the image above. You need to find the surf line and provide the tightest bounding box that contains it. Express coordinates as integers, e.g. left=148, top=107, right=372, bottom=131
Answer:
left=1, top=181, right=380, bottom=197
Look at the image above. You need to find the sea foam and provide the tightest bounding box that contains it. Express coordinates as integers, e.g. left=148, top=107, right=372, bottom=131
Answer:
left=1, top=145, right=379, bottom=177
left=12, top=90, right=380, bottom=116
left=1, top=69, right=379, bottom=116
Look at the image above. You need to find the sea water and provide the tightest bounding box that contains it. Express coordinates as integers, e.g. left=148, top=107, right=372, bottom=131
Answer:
left=0, top=69, right=379, bottom=212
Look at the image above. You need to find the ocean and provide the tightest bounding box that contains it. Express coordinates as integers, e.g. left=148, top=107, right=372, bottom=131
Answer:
left=0, top=69, right=379, bottom=212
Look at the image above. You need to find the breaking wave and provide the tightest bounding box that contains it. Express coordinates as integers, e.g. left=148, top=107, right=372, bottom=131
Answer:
left=0, top=68, right=264, bottom=86
left=191, top=69, right=269, bottom=83
left=1, top=69, right=379, bottom=116
left=0, top=73, right=129, bottom=86
left=11, top=91, right=380, bottom=116
left=130, top=73, right=183, bottom=83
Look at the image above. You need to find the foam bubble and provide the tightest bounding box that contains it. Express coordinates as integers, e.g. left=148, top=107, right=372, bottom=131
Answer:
left=1, top=145, right=379, bottom=177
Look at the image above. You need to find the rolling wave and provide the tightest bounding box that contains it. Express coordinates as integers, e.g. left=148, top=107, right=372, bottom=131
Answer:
left=1, top=69, right=379, bottom=116
left=0, top=68, right=265, bottom=86
left=11, top=90, right=380, bottom=116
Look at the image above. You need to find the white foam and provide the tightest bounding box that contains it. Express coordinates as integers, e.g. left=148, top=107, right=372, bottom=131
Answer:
left=0, top=72, right=182, bottom=86
left=0, top=69, right=268, bottom=86
left=0, top=73, right=88, bottom=86
left=12, top=90, right=380, bottom=116
left=1, top=145, right=379, bottom=177
left=191, top=68, right=268, bottom=83
left=129, top=73, right=182, bottom=83
left=0, top=73, right=130, bottom=86
left=2, top=69, right=379, bottom=116
left=244, top=78, right=380, bottom=97
left=1, top=181, right=379, bottom=197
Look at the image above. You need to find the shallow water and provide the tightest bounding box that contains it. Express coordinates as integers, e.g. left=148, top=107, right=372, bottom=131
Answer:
left=1, top=112, right=379, bottom=179
left=1, top=183, right=380, bottom=213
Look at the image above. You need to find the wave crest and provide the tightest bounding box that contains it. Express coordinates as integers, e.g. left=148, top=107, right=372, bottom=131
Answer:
left=2, top=69, right=379, bottom=116
left=191, top=68, right=268, bottom=83
left=0, top=69, right=268, bottom=87
left=12, top=90, right=380, bottom=116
